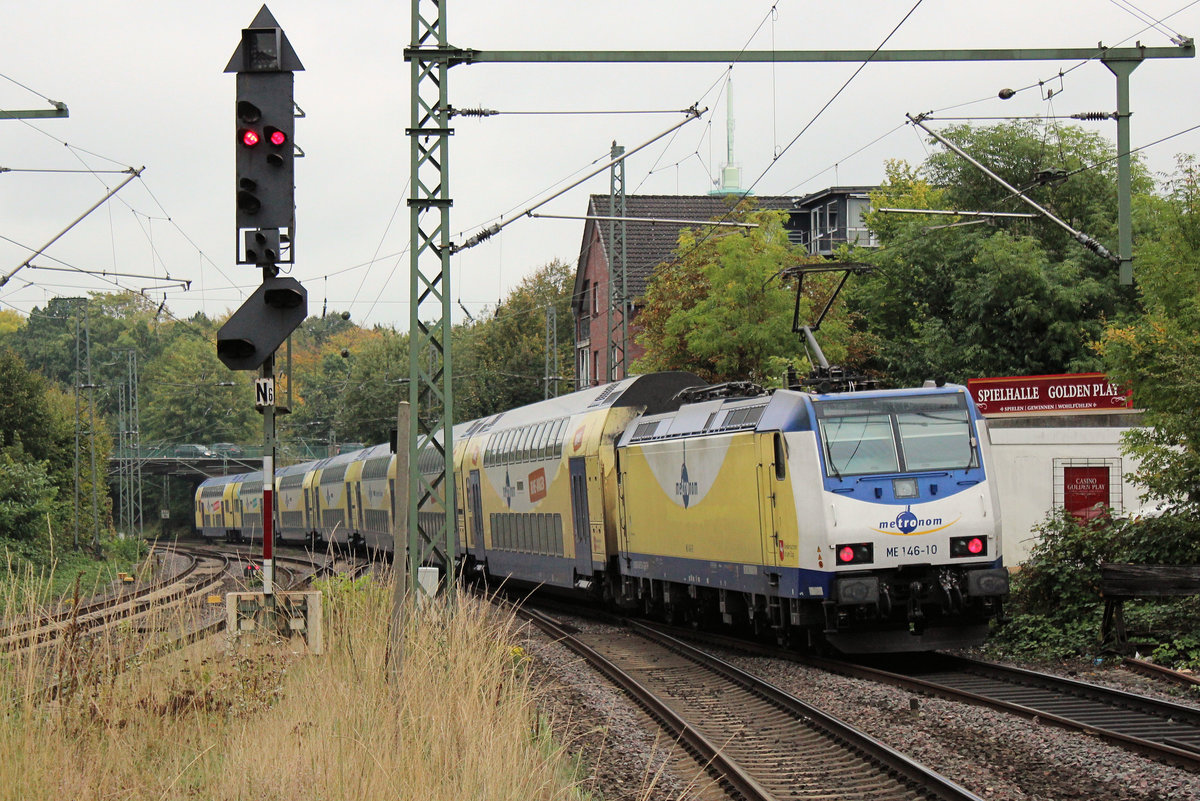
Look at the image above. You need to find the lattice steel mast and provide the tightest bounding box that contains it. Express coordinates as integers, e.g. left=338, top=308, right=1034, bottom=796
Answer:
left=405, top=0, right=460, bottom=599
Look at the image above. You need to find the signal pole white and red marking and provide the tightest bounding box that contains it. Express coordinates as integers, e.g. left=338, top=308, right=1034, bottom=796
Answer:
left=262, top=454, right=274, bottom=595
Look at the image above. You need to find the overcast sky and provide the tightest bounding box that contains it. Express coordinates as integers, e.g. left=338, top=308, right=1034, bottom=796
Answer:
left=1, top=1, right=1198, bottom=330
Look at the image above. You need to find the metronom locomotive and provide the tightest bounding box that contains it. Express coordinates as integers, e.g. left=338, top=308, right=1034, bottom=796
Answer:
left=196, top=371, right=1009, bottom=653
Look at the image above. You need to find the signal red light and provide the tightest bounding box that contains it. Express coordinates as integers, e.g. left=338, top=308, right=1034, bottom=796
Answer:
left=968, top=537, right=984, bottom=555
left=242, top=129, right=260, bottom=147
left=269, top=129, right=287, bottom=147
left=839, top=546, right=856, bottom=563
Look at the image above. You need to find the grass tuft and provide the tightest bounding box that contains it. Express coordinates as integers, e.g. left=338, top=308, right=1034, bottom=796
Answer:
left=0, top=565, right=593, bottom=800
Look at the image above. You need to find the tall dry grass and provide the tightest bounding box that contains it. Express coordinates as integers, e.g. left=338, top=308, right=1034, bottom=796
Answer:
left=0, top=568, right=590, bottom=801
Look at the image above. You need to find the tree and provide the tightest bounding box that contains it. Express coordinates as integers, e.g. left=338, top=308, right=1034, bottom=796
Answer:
left=850, top=122, right=1146, bottom=386
left=0, top=454, right=60, bottom=552
left=921, top=121, right=1150, bottom=264
left=453, top=260, right=576, bottom=421
left=0, top=348, right=112, bottom=553
left=1099, top=155, right=1200, bottom=521
left=335, top=327, right=408, bottom=444
left=634, top=209, right=845, bottom=385
left=0, top=347, right=56, bottom=461
left=139, top=334, right=258, bottom=446
left=0, top=310, right=21, bottom=338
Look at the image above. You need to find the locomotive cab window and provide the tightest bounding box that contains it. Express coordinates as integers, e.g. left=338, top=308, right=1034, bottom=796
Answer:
left=816, top=394, right=977, bottom=477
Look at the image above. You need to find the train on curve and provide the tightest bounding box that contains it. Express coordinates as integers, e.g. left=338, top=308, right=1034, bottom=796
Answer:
left=196, top=371, right=1009, bottom=653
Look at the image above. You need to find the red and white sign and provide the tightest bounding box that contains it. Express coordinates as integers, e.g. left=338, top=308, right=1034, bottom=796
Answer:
left=967, top=373, right=1131, bottom=416
left=527, top=468, right=547, bottom=503
left=1064, top=466, right=1110, bottom=521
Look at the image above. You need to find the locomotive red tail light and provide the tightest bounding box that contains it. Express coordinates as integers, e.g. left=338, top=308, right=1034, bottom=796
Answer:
left=836, top=543, right=873, bottom=565
left=950, top=535, right=988, bottom=558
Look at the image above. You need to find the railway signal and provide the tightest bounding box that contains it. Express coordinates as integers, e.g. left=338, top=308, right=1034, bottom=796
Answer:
left=225, top=5, right=303, bottom=266
left=215, top=276, right=307, bottom=371
left=221, top=6, right=306, bottom=605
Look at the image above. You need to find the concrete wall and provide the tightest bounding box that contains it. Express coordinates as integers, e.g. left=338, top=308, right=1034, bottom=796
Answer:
left=985, top=413, right=1153, bottom=565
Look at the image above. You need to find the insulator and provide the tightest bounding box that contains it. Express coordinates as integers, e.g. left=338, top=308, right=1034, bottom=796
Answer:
left=450, top=106, right=499, bottom=118
left=1071, top=111, right=1115, bottom=121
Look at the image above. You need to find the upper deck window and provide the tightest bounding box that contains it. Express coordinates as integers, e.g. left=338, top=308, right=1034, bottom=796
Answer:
left=815, top=393, right=978, bottom=477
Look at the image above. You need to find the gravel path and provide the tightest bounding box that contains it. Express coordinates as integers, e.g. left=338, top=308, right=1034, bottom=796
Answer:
left=524, top=621, right=1200, bottom=801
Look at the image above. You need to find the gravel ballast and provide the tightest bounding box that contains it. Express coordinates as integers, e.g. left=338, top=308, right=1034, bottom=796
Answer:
left=524, top=620, right=1200, bottom=801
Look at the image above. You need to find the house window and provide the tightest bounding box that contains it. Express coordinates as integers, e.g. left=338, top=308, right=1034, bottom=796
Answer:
left=578, top=348, right=590, bottom=388
left=592, top=282, right=599, bottom=316
left=580, top=280, right=590, bottom=319
left=592, top=349, right=599, bottom=385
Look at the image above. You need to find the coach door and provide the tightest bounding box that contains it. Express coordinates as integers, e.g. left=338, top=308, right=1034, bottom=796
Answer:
left=569, top=458, right=592, bottom=578
left=466, top=469, right=485, bottom=557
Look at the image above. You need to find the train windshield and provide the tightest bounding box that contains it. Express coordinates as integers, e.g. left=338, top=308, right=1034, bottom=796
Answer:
left=815, top=393, right=978, bottom=476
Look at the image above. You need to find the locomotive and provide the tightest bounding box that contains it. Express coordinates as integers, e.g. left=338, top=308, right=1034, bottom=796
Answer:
left=196, top=371, right=1008, bottom=653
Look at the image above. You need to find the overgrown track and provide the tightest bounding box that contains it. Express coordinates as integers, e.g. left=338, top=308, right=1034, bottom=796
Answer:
left=810, top=653, right=1200, bottom=772
left=519, top=606, right=983, bottom=801
left=179, top=540, right=369, bottom=589
left=1, top=550, right=228, bottom=655
left=1124, top=657, right=1200, bottom=690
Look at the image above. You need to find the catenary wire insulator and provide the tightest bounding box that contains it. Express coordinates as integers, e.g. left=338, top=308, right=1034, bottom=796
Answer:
left=1071, top=111, right=1118, bottom=121
left=448, top=106, right=498, bottom=118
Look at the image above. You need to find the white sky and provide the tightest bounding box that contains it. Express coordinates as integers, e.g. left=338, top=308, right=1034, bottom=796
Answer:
left=1, top=1, right=1198, bottom=330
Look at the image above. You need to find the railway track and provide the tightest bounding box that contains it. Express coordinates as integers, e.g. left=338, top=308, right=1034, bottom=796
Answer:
left=1124, top=656, right=1200, bottom=690
left=1, top=549, right=229, bottom=654
left=520, top=606, right=983, bottom=801
left=808, top=652, right=1200, bottom=772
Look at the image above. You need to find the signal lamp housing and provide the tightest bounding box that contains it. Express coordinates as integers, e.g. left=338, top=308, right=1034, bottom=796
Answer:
left=836, top=543, right=874, bottom=566
left=950, top=535, right=987, bottom=558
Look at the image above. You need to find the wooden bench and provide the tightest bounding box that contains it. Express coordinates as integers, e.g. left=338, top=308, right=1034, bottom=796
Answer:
left=1100, top=563, right=1200, bottom=646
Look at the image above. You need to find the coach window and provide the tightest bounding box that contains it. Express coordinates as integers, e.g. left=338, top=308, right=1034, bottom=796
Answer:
left=535, top=422, right=551, bottom=459
left=558, top=418, right=569, bottom=455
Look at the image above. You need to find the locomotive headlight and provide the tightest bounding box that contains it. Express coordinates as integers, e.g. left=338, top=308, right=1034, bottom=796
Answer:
left=893, top=478, right=919, bottom=499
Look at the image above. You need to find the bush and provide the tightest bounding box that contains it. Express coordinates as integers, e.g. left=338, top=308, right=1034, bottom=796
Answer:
left=987, top=508, right=1200, bottom=669
left=0, top=452, right=62, bottom=550
left=1009, top=509, right=1126, bottom=617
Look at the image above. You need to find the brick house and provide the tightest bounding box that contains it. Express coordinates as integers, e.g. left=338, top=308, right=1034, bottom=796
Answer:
left=572, top=194, right=800, bottom=388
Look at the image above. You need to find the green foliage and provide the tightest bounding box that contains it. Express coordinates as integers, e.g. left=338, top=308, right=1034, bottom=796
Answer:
left=453, top=259, right=576, bottom=421
left=852, top=123, right=1149, bottom=387
left=987, top=613, right=1101, bottom=662
left=334, top=328, right=409, bottom=444
left=0, top=347, right=56, bottom=461
left=1100, top=156, right=1200, bottom=521
left=1147, top=629, right=1200, bottom=672
left=633, top=208, right=847, bottom=384
left=922, top=121, right=1150, bottom=262
left=1008, top=510, right=1125, bottom=615
left=140, top=333, right=258, bottom=446
left=0, top=348, right=112, bottom=559
left=0, top=454, right=60, bottom=552
left=988, top=510, right=1200, bottom=667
